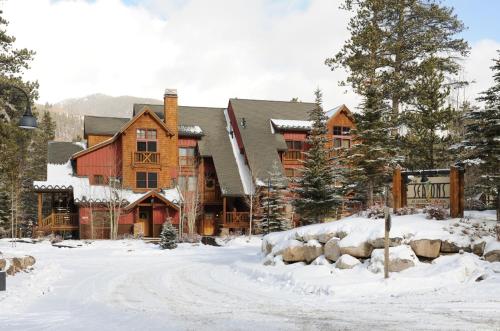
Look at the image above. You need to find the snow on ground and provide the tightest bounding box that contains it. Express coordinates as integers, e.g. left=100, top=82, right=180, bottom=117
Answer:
left=1, top=215, right=500, bottom=330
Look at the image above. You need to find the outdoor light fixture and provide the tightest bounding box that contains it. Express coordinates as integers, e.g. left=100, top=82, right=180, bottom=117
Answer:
left=420, top=172, right=429, bottom=183
left=240, top=117, right=246, bottom=128
left=1, top=83, right=37, bottom=129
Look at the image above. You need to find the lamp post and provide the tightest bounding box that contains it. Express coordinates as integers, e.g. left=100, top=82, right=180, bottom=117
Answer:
left=0, top=84, right=38, bottom=129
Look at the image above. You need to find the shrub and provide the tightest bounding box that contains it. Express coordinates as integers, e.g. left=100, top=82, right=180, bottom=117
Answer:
left=159, top=221, right=178, bottom=249
left=394, top=207, right=417, bottom=216
left=366, top=205, right=385, bottom=219
left=424, top=205, right=449, bottom=220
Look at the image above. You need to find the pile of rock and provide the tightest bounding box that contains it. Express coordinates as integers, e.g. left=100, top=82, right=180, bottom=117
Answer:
left=263, top=230, right=499, bottom=273
left=0, top=254, right=36, bottom=276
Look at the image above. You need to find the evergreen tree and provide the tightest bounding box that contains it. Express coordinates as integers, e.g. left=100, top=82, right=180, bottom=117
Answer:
left=259, top=162, right=290, bottom=234
left=159, top=220, right=178, bottom=249
left=293, top=89, right=339, bottom=224
left=326, top=0, right=469, bottom=122
left=403, top=58, right=454, bottom=169
left=458, top=51, right=500, bottom=226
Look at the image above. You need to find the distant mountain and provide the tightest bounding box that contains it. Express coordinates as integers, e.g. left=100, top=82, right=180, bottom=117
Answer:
left=36, top=94, right=162, bottom=141
left=52, top=93, right=162, bottom=118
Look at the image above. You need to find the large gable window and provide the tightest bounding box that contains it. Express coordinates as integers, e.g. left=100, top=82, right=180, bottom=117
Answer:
left=137, top=129, right=157, bottom=152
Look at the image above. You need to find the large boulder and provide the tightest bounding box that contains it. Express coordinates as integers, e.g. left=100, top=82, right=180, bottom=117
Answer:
left=410, top=239, right=441, bottom=258
left=484, top=250, right=500, bottom=263
left=369, top=237, right=402, bottom=249
left=340, top=241, right=373, bottom=258
left=369, top=245, right=418, bottom=273
left=281, top=240, right=306, bottom=263
left=318, top=232, right=337, bottom=244
left=0, top=258, right=5, bottom=271
left=6, top=255, right=36, bottom=275
left=472, top=241, right=486, bottom=256
left=440, top=240, right=472, bottom=253
left=303, top=240, right=323, bottom=263
left=311, top=255, right=331, bottom=266
left=324, top=238, right=341, bottom=262
left=335, top=254, right=361, bottom=269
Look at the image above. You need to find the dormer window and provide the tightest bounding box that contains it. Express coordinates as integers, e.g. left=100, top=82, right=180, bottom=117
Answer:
left=137, top=129, right=157, bottom=152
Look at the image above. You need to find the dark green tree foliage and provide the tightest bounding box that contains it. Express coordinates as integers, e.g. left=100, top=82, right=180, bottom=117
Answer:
left=0, top=10, right=51, bottom=237
left=293, top=89, right=339, bottom=224
left=259, top=162, right=290, bottom=234
left=458, top=52, right=500, bottom=225
left=326, top=0, right=469, bottom=121
left=403, top=58, right=454, bottom=169
left=159, top=220, right=178, bottom=249
left=344, top=86, right=399, bottom=206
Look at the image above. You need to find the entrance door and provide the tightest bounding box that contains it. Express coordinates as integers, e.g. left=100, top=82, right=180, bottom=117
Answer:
left=203, top=213, right=215, bottom=236
left=138, top=207, right=152, bottom=237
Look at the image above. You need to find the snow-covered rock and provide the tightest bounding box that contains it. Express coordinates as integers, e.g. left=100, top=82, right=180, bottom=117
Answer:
left=324, top=238, right=341, bottom=262
left=369, top=245, right=418, bottom=273
left=0, top=258, right=5, bottom=270
left=281, top=240, right=306, bottom=263
left=339, top=241, right=373, bottom=258
left=472, top=241, right=486, bottom=256
left=303, top=240, right=323, bottom=263
left=318, top=232, right=337, bottom=244
left=369, top=237, right=402, bottom=249
left=335, top=254, right=361, bottom=269
left=410, top=239, right=441, bottom=258
left=310, top=255, right=331, bottom=266
left=484, top=241, right=500, bottom=262
left=440, top=240, right=472, bottom=253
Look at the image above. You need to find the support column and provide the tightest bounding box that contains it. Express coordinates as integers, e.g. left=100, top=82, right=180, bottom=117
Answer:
left=450, top=166, right=464, bottom=218
left=392, top=166, right=403, bottom=209
left=223, top=196, right=227, bottom=226
left=37, top=193, right=42, bottom=227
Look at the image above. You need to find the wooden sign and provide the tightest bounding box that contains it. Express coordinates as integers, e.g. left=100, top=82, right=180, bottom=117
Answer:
left=406, top=176, right=450, bottom=208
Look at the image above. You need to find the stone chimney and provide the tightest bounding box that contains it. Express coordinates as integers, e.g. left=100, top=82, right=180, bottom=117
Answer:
left=164, top=88, right=178, bottom=135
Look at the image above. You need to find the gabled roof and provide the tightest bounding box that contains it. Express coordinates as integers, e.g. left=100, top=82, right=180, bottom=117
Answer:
left=48, top=141, right=85, bottom=164
left=84, top=116, right=129, bottom=138
left=123, top=190, right=180, bottom=211
left=228, top=98, right=315, bottom=181
left=271, top=118, right=312, bottom=131
left=325, top=104, right=353, bottom=121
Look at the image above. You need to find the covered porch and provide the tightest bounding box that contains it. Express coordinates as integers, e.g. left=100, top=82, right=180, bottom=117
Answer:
left=34, top=188, right=79, bottom=238
left=220, top=196, right=250, bottom=235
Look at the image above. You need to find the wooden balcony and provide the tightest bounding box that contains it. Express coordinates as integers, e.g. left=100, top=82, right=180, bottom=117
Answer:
left=133, top=152, right=160, bottom=165
left=39, top=212, right=79, bottom=232
left=203, top=190, right=222, bottom=203
left=224, top=212, right=250, bottom=229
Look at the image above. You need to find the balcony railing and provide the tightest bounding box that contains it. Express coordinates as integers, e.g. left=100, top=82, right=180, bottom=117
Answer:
left=179, top=156, right=196, bottom=166
left=225, top=212, right=250, bottom=226
left=134, top=152, right=160, bottom=165
left=40, top=212, right=79, bottom=231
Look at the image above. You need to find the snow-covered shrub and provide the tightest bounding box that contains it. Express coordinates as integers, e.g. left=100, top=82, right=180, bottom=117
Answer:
left=394, top=207, right=417, bottom=216
left=466, top=198, right=486, bottom=211
left=159, top=221, right=178, bottom=249
left=366, top=205, right=385, bottom=219
left=424, top=205, right=449, bottom=220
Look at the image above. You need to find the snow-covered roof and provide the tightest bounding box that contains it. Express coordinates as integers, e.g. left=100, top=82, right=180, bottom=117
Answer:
left=33, top=162, right=182, bottom=207
left=178, top=125, right=203, bottom=137
left=324, top=104, right=343, bottom=118
left=270, top=119, right=312, bottom=131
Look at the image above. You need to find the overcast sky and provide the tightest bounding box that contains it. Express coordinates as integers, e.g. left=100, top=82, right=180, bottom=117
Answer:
left=2, top=0, right=499, bottom=110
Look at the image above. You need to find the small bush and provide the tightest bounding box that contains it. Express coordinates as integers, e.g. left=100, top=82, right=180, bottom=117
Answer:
left=424, top=205, right=449, bottom=220
left=394, top=207, right=417, bottom=216
left=159, top=221, right=178, bottom=249
left=366, top=205, right=385, bottom=219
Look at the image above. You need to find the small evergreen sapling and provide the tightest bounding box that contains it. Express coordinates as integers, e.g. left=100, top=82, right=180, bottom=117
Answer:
left=159, top=219, right=178, bottom=249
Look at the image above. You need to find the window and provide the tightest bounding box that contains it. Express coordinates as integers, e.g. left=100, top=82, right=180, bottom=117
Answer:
left=179, top=147, right=196, bottom=166
left=179, top=147, right=195, bottom=157
left=284, top=140, right=305, bottom=160
left=285, top=168, right=301, bottom=178
left=334, top=138, right=342, bottom=148
left=333, top=126, right=342, bottom=135
left=188, top=176, right=198, bottom=191
left=178, top=176, right=186, bottom=191
left=137, top=129, right=157, bottom=152
left=136, top=172, right=157, bottom=189
left=342, top=127, right=351, bottom=135
left=342, top=139, right=351, bottom=149
left=177, top=175, right=198, bottom=192
left=94, top=175, right=105, bottom=185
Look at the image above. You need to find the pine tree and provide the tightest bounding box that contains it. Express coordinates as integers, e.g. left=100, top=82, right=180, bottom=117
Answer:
left=326, top=0, right=469, bottom=123
left=293, top=89, right=339, bottom=224
left=159, top=220, right=178, bottom=249
left=458, top=51, right=500, bottom=227
left=259, top=162, right=290, bottom=234
left=403, top=58, right=454, bottom=169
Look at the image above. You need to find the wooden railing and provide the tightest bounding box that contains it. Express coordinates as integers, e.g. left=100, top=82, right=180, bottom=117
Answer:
left=133, top=152, right=160, bottom=165
left=40, top=213, right=79, bottom=230
left=203, top=190, right=221, bottom=203
left=224, top=211, right=250, bottom=227
left=179, top=156, right=196, bottom=166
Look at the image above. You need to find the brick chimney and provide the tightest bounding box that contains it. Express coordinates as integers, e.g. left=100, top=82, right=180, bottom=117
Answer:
left=164, top=88, right=178, bottom=135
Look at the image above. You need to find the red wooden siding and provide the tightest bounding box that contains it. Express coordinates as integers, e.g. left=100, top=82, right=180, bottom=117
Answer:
left=178, top=138, right=197, bottom=147
left=283, top=132, right=307, bottom=141
left=76, top=138, right=122, bottom=184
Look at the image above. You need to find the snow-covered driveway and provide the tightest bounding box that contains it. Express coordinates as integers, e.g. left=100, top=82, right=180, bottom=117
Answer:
left=1, top=238, right=499, bottom=331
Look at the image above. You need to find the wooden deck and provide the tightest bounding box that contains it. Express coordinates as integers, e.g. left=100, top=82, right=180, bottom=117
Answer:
left=38, top=212, right=79, bottom=233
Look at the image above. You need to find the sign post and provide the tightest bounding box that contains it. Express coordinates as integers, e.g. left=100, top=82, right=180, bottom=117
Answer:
left=384, top=207, right=391, bottom=279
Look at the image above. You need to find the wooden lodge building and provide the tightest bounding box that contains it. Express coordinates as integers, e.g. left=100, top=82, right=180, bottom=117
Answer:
left=33, top=89, right=355, bottom=239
